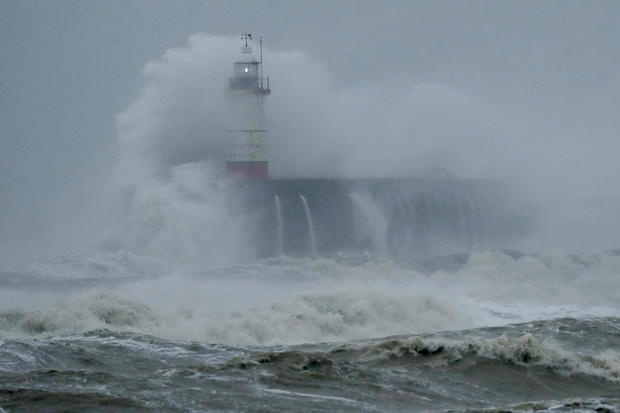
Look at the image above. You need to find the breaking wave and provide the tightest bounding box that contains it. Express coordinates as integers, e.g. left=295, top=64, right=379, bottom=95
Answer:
left=232, top=328, right=620, bottom=384
left=1, top=250, right=620, bottom=346
left=0, top=291, right=466, bottom=345
left=348, top=332, right=620, bottom=382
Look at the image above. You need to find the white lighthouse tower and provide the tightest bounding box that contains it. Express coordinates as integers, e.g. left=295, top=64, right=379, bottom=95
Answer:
left=227, top=31, right=271, bottom=179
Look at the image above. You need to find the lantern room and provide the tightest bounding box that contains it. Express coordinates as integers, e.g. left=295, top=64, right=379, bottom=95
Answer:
left=228, top=31, right=270, bottom=94
left=229, top=61, right=270, bottom=93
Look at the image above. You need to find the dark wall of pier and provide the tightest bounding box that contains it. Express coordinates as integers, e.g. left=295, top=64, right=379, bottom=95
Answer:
left=229, top=178, right=530, bottom=259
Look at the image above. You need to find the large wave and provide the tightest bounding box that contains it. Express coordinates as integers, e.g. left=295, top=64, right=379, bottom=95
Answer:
left=2, top=251, right=619, bottom=345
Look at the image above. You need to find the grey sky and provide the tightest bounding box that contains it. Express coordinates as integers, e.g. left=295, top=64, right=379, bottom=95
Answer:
left=1, top=0, right=619, bottom=266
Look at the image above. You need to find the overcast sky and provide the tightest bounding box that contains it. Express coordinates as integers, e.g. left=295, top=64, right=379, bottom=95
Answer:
left=1, top=1, right=619, bottom=266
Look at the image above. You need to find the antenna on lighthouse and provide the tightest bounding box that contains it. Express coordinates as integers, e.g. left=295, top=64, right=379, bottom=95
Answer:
left=259, top=36, right=263, bottom=80
left=241, top=30, right=252, bottom=53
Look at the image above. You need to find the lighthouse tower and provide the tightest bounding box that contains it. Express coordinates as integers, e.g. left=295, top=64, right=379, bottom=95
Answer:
left=227, top=31, right=271, bottom=179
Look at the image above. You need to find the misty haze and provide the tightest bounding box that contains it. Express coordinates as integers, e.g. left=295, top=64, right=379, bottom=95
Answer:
left=1, top=1, right=619, bottom=412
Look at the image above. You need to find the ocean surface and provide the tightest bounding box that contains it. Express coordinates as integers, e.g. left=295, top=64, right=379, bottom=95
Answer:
left=1, top=250, right=619, bottom=412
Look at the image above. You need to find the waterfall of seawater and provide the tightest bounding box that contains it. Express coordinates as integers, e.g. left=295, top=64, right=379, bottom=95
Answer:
left=299, top=195, right=317, bottom=256
left=274, top=195, right=284, bottom=255
left=237, top=179, right=523, bottom=258
left=348, top=192, right=389, bottom=255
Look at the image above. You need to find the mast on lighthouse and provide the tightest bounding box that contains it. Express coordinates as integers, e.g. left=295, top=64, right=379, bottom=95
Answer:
left=227, top=31, right=271, bottom=179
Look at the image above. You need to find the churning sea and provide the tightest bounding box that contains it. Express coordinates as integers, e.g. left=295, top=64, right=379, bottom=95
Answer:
left=1, top=250, right=619, bottom=412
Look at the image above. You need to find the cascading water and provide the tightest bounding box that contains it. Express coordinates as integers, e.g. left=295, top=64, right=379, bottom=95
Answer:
left=274, top=195, right=284, bottom=255
left=299, top=194, right=318, bottom=256
left=235, top=178, right=527, bottom=259
left=348, top=191, right=389, bottom=255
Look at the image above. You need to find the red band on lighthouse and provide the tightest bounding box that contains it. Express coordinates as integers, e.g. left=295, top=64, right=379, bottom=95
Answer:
left=227, top=161, right=269, bottom=179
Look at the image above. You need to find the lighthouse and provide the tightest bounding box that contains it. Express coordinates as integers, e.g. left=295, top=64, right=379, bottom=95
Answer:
left=227, top=31, right=271, bottom=179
